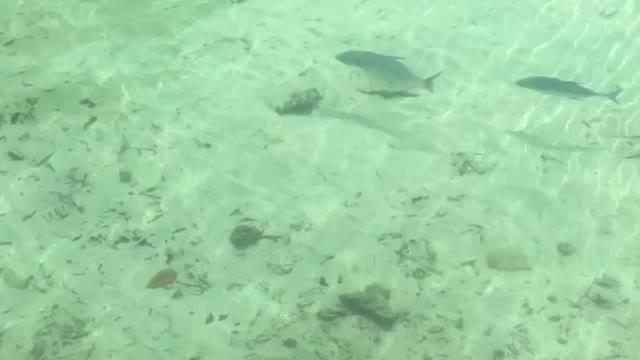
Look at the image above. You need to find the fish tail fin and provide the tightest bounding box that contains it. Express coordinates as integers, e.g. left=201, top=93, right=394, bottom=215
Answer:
left=423, top=71, right=443, bottom=92
left=606, top=86, right=623, bottom=104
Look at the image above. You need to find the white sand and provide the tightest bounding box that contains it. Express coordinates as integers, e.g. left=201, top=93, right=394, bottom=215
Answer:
left=1, top=0, right=640, bottom=359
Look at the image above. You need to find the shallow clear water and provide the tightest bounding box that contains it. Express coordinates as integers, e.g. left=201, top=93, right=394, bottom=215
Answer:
left=1, top=0, right=639, bottom=359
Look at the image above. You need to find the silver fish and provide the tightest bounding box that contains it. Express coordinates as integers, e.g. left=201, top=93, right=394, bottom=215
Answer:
left=516, top=76, right=622, bottom=103
left=335, top=50, right=442, bottom=98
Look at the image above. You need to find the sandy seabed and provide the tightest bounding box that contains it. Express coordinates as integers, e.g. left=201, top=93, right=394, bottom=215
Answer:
left=1, top=0, right=640, bottom=359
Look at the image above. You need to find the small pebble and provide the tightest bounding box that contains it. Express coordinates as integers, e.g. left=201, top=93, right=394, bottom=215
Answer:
left=556, top=242, right=575, bottom=256
left=3, top=267, right=31, bottom=289
left=146, top=269, right=178, bottom=288
left=599, top=5, right=618, bottom=18
left=230, top=224, right=262, bottom=249
left=119, top=169, right=132, bottom=183
left=486, top=246, right=531, bottom=271
left=282, top=338, right=298, bottom=349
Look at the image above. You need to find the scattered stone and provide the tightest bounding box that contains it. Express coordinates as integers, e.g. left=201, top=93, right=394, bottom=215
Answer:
left=599, top=5, right=618, bottom=19
left=556, top=242, right=575, bottom=256
left=145, top=269, right=178, bottom=289
left=229, top=224, right=281, bottom=249
left=29, top=302, right=92, bottom=359
left=486, top=246, right=531, bottom=271
left=590, top=292, right=615, bottom=309
left=118, top=169, right=132, bottom=183
left=594, top=274, right=620, bottom=290
left=205, top=313, right=214, bottom=324
left=78, top=98, right=96, bottom=108
left=275, top=88, right=322, bottom=116
left=338, top=283, right=397, bottom=330
left=2, top=267, right=31, bottom=289
left=282, top=338, right=298, bottom=349
left=451, top=152, right=496, bottom=176
left=316, top=306, right=349, bottom=321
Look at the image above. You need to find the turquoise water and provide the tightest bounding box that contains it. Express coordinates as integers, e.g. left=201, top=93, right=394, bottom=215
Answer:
left=1, top=0, right=639, bottom=359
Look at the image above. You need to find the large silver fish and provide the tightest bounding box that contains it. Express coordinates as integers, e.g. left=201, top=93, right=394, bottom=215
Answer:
left=516, top=76, right=622, bottom=103
left=335, top=50, right=442, bottom=98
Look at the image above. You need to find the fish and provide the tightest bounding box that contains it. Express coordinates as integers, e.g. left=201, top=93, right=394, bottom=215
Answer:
left=315, top=106, right=441, bottom=152
left=505, top=129, right=604, bottom=152
left=335, top=50, right=442, bottom=98
left=515, top=76, right=622, bottom=103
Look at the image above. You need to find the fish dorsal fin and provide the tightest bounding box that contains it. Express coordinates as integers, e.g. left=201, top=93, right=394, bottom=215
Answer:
left=563, top=80, right=581, bottom=86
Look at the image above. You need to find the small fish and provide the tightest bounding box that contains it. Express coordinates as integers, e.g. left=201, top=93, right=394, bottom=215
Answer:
left=335, top=50, right=442, bottom=98
left=515, top=76, right=622, bottom=103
